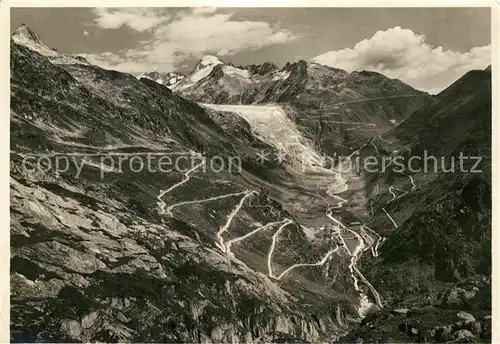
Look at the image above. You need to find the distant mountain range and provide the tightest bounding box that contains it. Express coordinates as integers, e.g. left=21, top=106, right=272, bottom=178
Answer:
left=137, top=71, right=186, bottom=88
left=10, top=24, right=491, bottom=343
left=148, top=54, right=432, bottom=156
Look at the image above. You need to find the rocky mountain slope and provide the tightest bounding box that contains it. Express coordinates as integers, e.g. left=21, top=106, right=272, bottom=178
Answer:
left=10, top=26, right=362, bottom=343
left=10, top=24, right=491, bottom=344
left=336, top=68, right=492, bottom=343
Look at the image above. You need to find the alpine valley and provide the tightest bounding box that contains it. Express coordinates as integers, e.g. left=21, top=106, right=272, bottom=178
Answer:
left=10, top=24, right=491, bottom=343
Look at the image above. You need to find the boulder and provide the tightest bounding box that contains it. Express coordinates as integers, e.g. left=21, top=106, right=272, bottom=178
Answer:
left=61, top=319, right=81, bottom=339
left=456, top=311, right=475, bottom=323
left=454, top=329, right=475, bottom=341
left=81, top=311, right=99, bottom=329
left=433, top=325, right=454, bottom=342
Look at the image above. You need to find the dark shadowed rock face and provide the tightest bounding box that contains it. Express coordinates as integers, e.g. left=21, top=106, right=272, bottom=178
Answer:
left=238, top=62, right=280, bottom=75
left=337, top=68, right=491, bottom=342
left=335, top=276, right=491, bottom=343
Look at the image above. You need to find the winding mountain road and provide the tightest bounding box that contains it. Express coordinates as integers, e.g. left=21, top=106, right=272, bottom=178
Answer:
left=156, top=103, right=415, bottom=315
left=157, top=152, right=205, bottom=215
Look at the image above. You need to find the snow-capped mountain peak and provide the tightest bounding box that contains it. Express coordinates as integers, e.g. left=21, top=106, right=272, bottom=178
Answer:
left=172, top=55, right=226, bottom=91
left=12, top=23, right=44, bottom=45
left=11, top=23, right=90, bottom=66
left=198, top=55, right=223, bottom=68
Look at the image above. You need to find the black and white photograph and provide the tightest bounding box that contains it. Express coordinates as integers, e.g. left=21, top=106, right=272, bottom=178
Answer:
left=5, top=5, right=495, bottom=343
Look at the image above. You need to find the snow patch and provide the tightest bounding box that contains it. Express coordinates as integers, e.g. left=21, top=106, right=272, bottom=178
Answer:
left=200, top=55, right=223, bottom=66
left=174, top=61, right=221, bottom=91
left=301, top=226, right=317, bottom=241
left=190, top=67, right=214, bottom=84
left=272, top=70, right=291, bottom=81
left=358, top=293, right=374, bottom=317
left=222, top=65, right=251, bottom=79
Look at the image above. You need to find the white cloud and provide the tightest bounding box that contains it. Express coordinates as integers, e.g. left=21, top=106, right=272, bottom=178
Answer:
left=153, top=13, right=295, bottom=57
left=86, top=9, right=296, bottom=73
left=312, top=26, right=491, bottom=93
left=83, top=30, right=89, bottom=37
left=79, top=51, right=161, bottom=73
left=92, top=8, right=168, bottom=32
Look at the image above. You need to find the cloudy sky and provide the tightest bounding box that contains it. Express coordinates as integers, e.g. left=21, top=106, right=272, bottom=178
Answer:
left=11, top=7, right=491, bottom=93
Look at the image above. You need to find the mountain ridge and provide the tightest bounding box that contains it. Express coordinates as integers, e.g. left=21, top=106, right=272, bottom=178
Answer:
left=336, top=66, right=492, bottom=342
left=163, top=53, right=432, bottom=159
